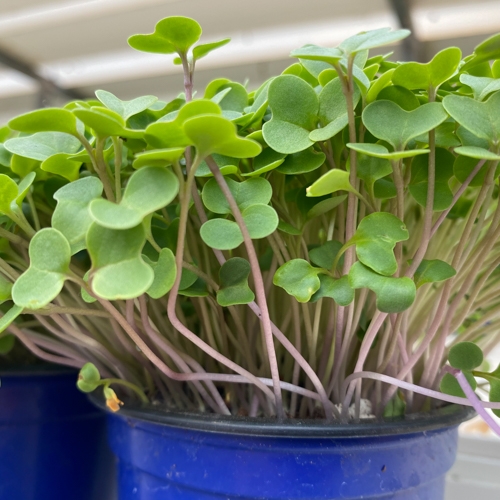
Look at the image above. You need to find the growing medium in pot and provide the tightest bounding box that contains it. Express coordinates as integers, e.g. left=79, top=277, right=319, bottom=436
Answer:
left=1, top=16, right=500, bottom=429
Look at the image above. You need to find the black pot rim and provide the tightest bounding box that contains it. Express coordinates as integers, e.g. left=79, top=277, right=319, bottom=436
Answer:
left=0, top=364, right=77, bottom=377
left=95, top=395, right=475, bottom=438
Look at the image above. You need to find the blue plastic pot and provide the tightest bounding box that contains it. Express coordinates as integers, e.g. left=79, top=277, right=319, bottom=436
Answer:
left=0, top=367, right=115, bottom=500
left=106, top=404, right=473, bottom=499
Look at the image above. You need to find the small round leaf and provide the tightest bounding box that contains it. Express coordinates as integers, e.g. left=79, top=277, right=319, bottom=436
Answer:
left=200, top=218, right=243, bottom=250
left=440, top=371, right=477, bottom=398
left=448, top=342, right=484, bottom=371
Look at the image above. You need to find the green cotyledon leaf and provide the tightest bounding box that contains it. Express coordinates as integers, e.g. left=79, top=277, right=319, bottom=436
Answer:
left=281, top=59, right=318, bottom=87
left=197, top=154, right=239, bottom=177
left=128, top=16, right=202, bottom=55
left=392, top=47, right=462, bottom=90
left=443, top=91, right=500, bottom=146
left=8, top=108, right=79, bottom=137
left=202, top=177, right=272, bottom=215
left=242, top=148, right=285, bottom=177
left=309, top=77, right=360, bottom=142
left=89, top=166, right=179, bottom=229
left=310, top=274, right=354, bottom=305
left=200, top=218, right=243, bottom=250
left=71, top=107, right=143, bottom=139
left=262, top=75, right=319, bottom=154
left=440, top=371, right=477, bottom=399
left=355, top=153, right=392, bottom=192
left=448, top=342, right=484, bottom=371
left=52, top=177, right=104, bottom=254
left=95, top=90, right=158, bottom=120
left=0, top=334, right=15, bottom=354
left=143, top=248, right=177, bottom=299
left=348, top=262, right=416, bottom=313
left=306, top=196, right=347, bottom=220
left=241, top=204, right=279, bottom=239
left=290, top=45, right=343, bottom=66
left=145, top=100, right=222, bottom=149
left=0, top=171, right=36, bottom=230
left=491, top=379, right=500, bottom=418
left=217, top=257, right=255, bottom=307
left=309, top=240, right=343, bottom=270
left=41, top=153, right=82, bottom=181
left=347, top=143, right=429, bottom=160
left=4, top=132, right=81, bottom=161
left=413, top=259, right=456, bottom=288
left=87, top=223, right=154, bottom=300
left=0, top=144, right=12, bottom=168
left=348, top=212, right=409, bottom=276
left=462, top=32, right=500, bottom=71
left=273, top=259, right=321, bottom=302
left=0, top=175, right=23, bottom=215
left=12, top=229, right=71, bottom=309
left=132, top=148, right=185, bottom=169
left=408, top=148, right=455, bottom=211
left=383, top=392, right=406, bottom=418
left=376, top=85, right=420, bottom=111
left=199, top=204, right=278, bottom=249
left=10, top=155, right=39, bottom=177
left=362, top=100, right=448, bottom=150
left=204, top=80, right=248, bottom=113
left=276, top=147, right=325, bottom=175
left=459, top=74, right=500, bottom=102
left=413, top=121, right=461, bottom=149
left=366, top=68, right=395, bottom=104
left=0, top=274, right=12, bottom=304
left=454, top=147, right=500, bottom=162
left=306, top=169, right=360, bottom=197
left=183, top=114, right=262, bottom=159
left=15, top=172, right=35, bottom=208
left=178, top=276, right=208, bottom=298
left=474, top=362, right=500, bottom=418
left=77, top=362, right=101, bottom=392
left=453, top=153, right=499, bottom=187
left=193, top=38, right=231, bottom=62
left=339, top=27, right=410, bottom=55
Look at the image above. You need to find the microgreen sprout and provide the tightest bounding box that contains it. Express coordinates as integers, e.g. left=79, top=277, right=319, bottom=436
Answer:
left=1, top=17, right=500, bottom=427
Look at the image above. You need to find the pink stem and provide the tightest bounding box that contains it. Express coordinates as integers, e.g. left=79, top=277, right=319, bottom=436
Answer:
left=205, top=155, right=285, bottom=418
left=341, top=311, right=388, bottom=417
left=343, top=370, right=500, bottom=411
left=445, top=366, right=500, bottom=436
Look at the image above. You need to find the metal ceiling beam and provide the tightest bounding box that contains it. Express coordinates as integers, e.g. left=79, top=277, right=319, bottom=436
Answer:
left=388, top=0, right=424, bottom=62
left=0, top=45, right=85, bottom=101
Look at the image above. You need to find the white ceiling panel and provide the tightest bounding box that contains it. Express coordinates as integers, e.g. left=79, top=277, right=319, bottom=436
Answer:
left=0, top=0, right=499, bottom=123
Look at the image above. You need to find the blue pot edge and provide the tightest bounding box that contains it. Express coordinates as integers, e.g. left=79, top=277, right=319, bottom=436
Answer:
left=94, top=394, right=475, bottom=438
left=0, top=364, right=78, bottom=377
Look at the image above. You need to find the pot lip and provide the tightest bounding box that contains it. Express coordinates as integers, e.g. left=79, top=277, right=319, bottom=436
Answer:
left=99, top=396, right=475, bottom=438
left=0, top=363, right=77, bottom=377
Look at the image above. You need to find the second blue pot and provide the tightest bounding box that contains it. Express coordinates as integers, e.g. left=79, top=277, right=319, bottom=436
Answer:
left=107, top=404, right=472, bottom=499
left=0, top=368, right=115, bottom=500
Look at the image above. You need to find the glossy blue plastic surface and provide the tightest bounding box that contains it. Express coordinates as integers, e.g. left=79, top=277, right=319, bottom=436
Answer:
left=0, top=369, right=115, bottom=500
left=107, top=408, right=464, bottom=500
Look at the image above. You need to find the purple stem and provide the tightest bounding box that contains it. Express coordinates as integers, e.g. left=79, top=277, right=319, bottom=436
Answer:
left=247, top=301, right=338, bottom=419
left=138, top=296, right=230, bottom=415
left=205, top=155, right=285, bottom=418
left=342, top=370, right=500, bottom=411
left=185, top=161, right=335, bottom=418
left=8, top=324, right=84, bottom=369
left=430, top=159, right=487, bottom=239
left=445, top=366, right=500, bottom=437
left=165, top=169, right=277, bottom=404
left=341, top=311, right=388, bottom=417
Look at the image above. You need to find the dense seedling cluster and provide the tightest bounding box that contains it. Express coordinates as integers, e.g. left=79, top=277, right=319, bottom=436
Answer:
left=2, top=17, right=500, bottom=427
